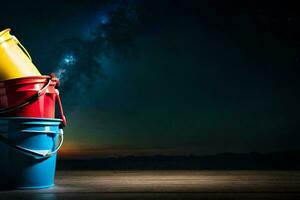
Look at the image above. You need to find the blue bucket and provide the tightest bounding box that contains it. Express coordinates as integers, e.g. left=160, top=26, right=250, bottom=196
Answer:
left=0, top=117, right=63, bottom=189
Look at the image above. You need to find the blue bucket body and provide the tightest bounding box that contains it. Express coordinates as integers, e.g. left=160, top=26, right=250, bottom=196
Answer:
left=0, top=117, right=62, bottom=189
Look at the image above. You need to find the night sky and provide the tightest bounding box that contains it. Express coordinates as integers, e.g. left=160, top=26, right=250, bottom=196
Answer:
left=1, top=0, right=300, bottom=157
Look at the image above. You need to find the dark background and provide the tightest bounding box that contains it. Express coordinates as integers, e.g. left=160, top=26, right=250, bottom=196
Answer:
left=1, top=0, right=300, bottom=159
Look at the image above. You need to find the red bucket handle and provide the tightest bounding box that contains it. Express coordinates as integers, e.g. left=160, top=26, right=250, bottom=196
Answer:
left=55, top=89, right=67, bottom=127
left=0, top=74, right=54, bottom=114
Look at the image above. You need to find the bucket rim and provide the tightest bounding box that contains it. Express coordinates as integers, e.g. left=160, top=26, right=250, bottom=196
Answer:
left=0, top=117, right=62, bottom=122
left=0, top=28, right=11, bottom=37
left=0, top=75, right=59, bottom=88
left=0, top=75, right=58, bottom=82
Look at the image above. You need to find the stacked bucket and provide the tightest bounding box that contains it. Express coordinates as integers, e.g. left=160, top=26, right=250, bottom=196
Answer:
left=0, top=28, right=67, bottom=189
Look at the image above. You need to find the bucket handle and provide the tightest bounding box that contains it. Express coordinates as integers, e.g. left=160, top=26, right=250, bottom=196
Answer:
left=0, top=75, right=53, bottom=114
left=55, top=89, right=67, bottom=127
left=0, top=129, right=64, bottom=158
left=0, top=35, right=33, bottom=61
left=12, top=36, right=32, bottom=61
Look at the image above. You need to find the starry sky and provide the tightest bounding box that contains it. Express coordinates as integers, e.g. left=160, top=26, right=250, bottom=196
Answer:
left=1, top=0, right=300, bottom=157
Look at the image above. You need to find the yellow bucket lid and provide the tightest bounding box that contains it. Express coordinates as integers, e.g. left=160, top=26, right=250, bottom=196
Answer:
left=0, top=28, right=12, bottom=43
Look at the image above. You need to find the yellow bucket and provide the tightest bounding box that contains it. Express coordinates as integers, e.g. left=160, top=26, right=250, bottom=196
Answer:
left=0, top=28, right=41, bottom=81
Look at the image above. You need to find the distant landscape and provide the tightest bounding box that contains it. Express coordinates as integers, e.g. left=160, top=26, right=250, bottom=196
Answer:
left=57, top=150, right=300, bottom=170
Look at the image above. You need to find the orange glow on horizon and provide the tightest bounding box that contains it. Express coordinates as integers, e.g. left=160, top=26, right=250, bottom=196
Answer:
left=58, top=144, right=192, bottom=159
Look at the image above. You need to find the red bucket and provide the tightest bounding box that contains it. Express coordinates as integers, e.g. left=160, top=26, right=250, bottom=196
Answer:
left=0, top=74, right=67, bottom=127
